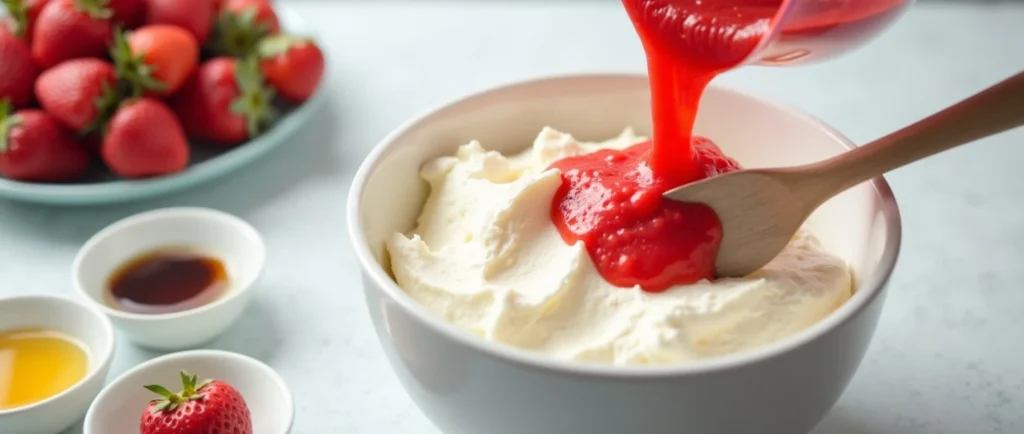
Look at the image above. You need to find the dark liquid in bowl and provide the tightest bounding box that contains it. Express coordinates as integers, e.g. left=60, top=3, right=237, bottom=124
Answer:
left=106, top=248, right=229, bottom=315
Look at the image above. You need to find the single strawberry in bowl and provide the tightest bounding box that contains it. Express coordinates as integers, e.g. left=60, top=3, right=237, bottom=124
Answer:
left=257, top=34, right=324, bottom=104
left=0, top=27, right=38, bottom=108
left=101, top=97, right=189, bottom=177
left=142, top=0, right=215, bottom=44
left=172, top=56, right=276, bottom=146
left=1, top=0, right=51, bottom=42
left=111, top=25, right=199, bottom=97
left=140, top=371, right=253, bottom=434
left=0, top=99, right=90, bottom=182
left=209, top=0, right=278, bottom=57
left=35, top=57, right=121, bottom=133
left=31, top=0, right=114, bottom=69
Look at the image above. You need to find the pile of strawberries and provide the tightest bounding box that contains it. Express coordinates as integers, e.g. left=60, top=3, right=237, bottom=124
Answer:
left=0, top=0, right=324, bottom=182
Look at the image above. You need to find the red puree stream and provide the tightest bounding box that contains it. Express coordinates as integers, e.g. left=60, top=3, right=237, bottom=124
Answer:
left=547, top=0, right=907, bottom=292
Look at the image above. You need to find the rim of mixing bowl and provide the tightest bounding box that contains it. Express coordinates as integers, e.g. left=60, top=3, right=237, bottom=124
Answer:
left=347, top=72, right=902, bottom=379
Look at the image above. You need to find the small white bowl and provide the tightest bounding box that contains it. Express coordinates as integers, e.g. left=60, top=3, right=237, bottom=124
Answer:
left=347, top=74, right=902, bottom=434
left=0, top=295, right=115, bottom=434
left=72, top=207, right=266, bottom=350
left=84, top=349, right=294, bottom=434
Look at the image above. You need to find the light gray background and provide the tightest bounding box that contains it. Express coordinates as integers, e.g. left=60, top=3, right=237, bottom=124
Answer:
left=0, top=1, right=1021, bottom=433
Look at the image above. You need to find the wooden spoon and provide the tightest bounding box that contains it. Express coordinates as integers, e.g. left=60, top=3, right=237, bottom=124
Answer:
left=664, top=70, right=1024, bottom=278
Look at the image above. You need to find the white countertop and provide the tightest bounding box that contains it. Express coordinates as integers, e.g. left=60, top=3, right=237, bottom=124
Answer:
left=0, top=1, right=1021, bottom=433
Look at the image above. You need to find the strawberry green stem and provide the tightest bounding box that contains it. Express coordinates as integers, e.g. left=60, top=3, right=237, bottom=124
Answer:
left=84, top=80, right=124, bottom=137
left=1, top=0, right=29, bottom=38
left=212, top=7, right=272, bottom=58
left=256, top=34, right=312, bottom=59
left=0, top=98, right=23, bottom=153
left=74, top=0, right=113, bottom=20
left=110, top=27, right=168, bottom=99
left=230, top=56, right=277, bottom=139
left=144, top=370, right=214, bottom=414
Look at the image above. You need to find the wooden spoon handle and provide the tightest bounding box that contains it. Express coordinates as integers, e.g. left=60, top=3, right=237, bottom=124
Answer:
left=799, top=70, right=1024, bottom=201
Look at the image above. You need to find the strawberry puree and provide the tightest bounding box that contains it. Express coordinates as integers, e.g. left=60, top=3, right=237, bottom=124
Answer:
left=549, top=138, right=739, bottom=292
left=549, top=0, right=908, bottom=291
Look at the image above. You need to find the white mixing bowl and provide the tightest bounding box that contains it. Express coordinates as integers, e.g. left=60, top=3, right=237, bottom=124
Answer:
left=347, top=74, right=901, bottom=434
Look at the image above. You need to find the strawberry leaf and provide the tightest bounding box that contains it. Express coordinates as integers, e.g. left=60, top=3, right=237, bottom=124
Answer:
left=210, top=7, right=272, bottom=58
left=144, top=384, right=175, bottom=398
left=196, top=379, right=214, bottom=391
left=180, top=371, right=194, bottom=394
left=148, top=397, right=181, bottom=414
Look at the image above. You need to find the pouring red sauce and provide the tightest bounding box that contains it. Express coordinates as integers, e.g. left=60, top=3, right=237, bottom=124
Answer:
left=547, top=0, right=759, bottom=292
left=548, top=0, right=907, bottom=292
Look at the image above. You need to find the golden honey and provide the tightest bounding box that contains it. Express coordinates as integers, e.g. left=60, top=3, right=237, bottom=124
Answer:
left=0, top=328, right=89, bottom=410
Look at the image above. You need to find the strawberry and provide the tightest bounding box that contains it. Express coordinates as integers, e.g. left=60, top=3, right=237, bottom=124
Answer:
left=1, top=0, right=50, bottom=42
left=140, top=371, right=252, bottom=434
left=172, top=57, right=276, bottom=146
left=257, top=34, right=324, bottom=103
left=101, top=97, right=188, bottom=177
left=111, top=25, right=198, bottom=97
left=222, top=0, right=277, bottom=32
left=0, top=99, right=90, bottom=182
left=31, top=0, right=113, bottom=69
left=35, top=58, right=121, bottom=133
left=107, top=0, right=143, bottom=27
left=0, top=28, right=37, bottom=108
left=142, top=0, right=214, bottom=44
left=209, top=0, right=278, bottom=57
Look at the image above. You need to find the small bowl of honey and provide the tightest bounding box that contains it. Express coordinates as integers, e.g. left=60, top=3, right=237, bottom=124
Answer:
left=73, top=207, right=266, bottom=351
left=0, top=294, right=115, bottom=434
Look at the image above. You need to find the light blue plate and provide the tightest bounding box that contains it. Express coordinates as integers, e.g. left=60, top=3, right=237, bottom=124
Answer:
left=0, top=6, right=326, bottom=206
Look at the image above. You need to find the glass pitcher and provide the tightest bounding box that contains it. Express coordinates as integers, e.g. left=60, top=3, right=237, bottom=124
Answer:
left=747, top=0, right=917, bottom=66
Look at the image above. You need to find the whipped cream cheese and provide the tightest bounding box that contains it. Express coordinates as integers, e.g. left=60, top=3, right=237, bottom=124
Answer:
left=387, top=127, right=852, bottom=365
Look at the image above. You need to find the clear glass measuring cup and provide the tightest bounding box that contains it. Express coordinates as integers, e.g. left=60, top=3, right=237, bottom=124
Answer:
left=746, top=0, right=917, bottom=66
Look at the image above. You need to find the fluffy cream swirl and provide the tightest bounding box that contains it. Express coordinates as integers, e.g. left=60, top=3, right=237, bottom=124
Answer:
left=387, top=127, right=852, bottom=365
